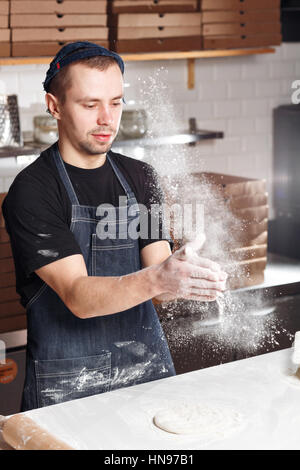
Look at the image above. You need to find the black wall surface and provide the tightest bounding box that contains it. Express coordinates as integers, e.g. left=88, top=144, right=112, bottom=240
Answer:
left=269, top=105, right=300, bottom=259
left=281, top=0, right=300, bottom=41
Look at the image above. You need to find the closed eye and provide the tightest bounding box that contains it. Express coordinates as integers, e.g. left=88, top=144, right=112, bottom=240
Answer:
left=111, top=98, right=123, bottom=106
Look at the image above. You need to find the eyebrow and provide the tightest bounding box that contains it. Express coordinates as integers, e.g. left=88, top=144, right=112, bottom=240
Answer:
left=77, top=95, right=124, bottom=102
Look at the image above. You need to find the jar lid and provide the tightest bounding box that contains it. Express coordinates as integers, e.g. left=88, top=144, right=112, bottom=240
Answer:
left=33, top=114, right=57, bottom=129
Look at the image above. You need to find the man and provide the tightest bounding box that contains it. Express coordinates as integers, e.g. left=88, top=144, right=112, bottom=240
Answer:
left=2, top=42, right=227, bottom=411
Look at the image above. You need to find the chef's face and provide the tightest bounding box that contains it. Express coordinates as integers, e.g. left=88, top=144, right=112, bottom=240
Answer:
left=56, top=62, right=124, bottom=156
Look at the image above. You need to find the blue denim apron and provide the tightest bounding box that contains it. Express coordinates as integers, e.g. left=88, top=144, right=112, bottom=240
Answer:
left=21, top=143, right=175, bottom=411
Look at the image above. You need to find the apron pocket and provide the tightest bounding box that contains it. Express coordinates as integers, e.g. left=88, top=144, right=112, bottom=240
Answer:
left=91, top=233, right=136, bottom=276
left=35, top=353, right=111, bottom=408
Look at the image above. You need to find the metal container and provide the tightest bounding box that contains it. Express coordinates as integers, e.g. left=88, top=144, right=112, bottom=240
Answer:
left=0, top=94, right=22, bottom=147
left=119, top=109, right=147, bottom=139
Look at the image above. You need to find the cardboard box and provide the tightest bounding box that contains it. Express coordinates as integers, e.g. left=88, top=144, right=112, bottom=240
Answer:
left=202, top=9, right=280, bottom=24
left=11, top=1, right=107, bottom=15
left=193, top=173, right=267, bottom=198
left=111, top=0, right=197, bottom=13
left=227, top=257, right=267, bottom=289
left=0, top=271, right=17, bottom=289
left=0, top=28, right=9, bottom=41
left=201, top=0, right=280, bottom=10
left=0, top=1, right=8, bottom=15
left=0, top=300, right=25, bottom=317
left=230, top=244, right=268, bottom=261
left=233, top=257, right=267, bottom=274
left=0, top=258, right=15, bottom=274
left=203, top=33, right=282, bottom=49
left=114, top=25, right=201, bottom=39
left=233, top=227, right=268, bottom=248
left=0, top=314, right=27, bottom=334
left=114, top=12, right=201, bottom=27
left=0, top=15, right=8, bottom=28
left=0, top=227, right=10, bottom=243
left=12, top=27, right=109, bottom=42
left=232, top=205, right=269, bottom=223
left=239, top=218, right=268, bottom=239
left=163, top=177, right=268, bottom=208
left=203, top=22, right=281, bottom=37
left=246, top=231, right=268, bottom=247
left=11, top=14, right=107, bottom=28
left=0, top=243, right=12, bottom=259
left=227, top=193, right=268, bottom=210
left=112, top=35, right=202, bottom=52
left=228, top=270, right=265, bottom=289
left=0, top=286, right=21, bottom=303
left=12, top=40, right=109, bottom=56
left=161, top=172, right=269, bottom=289
left=0, top=192, right=6, bottom=225
left=0, top=40, right=9, bottom=55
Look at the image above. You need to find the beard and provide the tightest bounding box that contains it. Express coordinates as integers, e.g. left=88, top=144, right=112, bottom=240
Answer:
left=78, top=128, right=116, bottom=155
left=78, top=139, right=113, bottom=156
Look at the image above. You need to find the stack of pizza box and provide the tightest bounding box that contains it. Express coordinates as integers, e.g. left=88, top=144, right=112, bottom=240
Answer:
left=197, top=172, right=268, bottom=289
left=201, top=0, right=281, bottom=50
left=10, top=0, right=109, bottom=57
left=0, top=0, right=10, bottom=57
left=0, top=192, right=26, bottom=334
left=109, top=0, right=202, bottom=53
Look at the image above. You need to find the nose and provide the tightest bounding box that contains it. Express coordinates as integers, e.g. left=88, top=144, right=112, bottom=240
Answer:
left=96, top=104, right=113, bottom=126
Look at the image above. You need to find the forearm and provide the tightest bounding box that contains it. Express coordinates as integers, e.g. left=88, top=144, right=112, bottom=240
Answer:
left=67, top=264, right=163, bottom=319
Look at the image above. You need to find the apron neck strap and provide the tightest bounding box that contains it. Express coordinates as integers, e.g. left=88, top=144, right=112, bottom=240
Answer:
left=52, top=142, right=80, bottom=206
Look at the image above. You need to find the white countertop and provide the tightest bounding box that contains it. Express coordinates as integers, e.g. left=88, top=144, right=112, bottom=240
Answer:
left=21, top=347, right=300, bottom=450
left=263, top=253, right=300, bottom=288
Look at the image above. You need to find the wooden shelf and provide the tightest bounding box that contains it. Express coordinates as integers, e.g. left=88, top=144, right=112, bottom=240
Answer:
left=0, top=47, right=275, bottom=65
left=122, top=47, right=276, bottom=61
left=0, top=47, right=276, bottom=89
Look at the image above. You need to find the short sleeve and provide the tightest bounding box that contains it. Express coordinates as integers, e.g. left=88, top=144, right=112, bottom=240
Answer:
left=2, top=172, right=82, bottom=278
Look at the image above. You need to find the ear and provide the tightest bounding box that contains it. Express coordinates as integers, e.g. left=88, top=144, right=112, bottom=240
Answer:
left=45, top=93, right=61, bottom=120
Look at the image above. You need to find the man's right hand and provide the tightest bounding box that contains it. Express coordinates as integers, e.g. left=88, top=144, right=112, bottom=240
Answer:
left=155, top=239, right=227, bottom=302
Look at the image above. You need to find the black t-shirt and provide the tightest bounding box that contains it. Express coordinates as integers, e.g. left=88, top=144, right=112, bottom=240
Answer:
left=2, top=144, right=172, bottom=307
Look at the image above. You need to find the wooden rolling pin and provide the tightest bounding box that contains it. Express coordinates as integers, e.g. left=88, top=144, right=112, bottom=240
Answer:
left=0, top=414, right=73, bottom=450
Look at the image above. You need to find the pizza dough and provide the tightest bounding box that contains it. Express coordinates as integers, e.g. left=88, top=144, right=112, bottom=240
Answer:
left=153, top=402, right=243, bottom=438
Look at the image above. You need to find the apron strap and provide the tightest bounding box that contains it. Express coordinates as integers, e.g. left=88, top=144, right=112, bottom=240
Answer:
left=106, top=153, right=136, bottom=200
left=52, top=142, right=80, bottom=206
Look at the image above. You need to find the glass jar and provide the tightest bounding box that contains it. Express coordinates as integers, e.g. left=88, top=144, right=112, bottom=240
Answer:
left=119, top=109, right=147, bottom=139
left=33, top=115, right=58, bottom=144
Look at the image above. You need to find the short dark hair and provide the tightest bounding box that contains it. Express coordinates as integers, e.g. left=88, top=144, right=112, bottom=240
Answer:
left=48, top=55, right=119, bottom=104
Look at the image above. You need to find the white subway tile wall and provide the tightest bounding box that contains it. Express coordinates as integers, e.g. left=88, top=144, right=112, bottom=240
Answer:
left=0, top=43, right=299, bottom=218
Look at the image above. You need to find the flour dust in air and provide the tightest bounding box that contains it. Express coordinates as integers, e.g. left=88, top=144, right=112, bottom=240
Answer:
left=137, top=68, right=293, bottom=356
